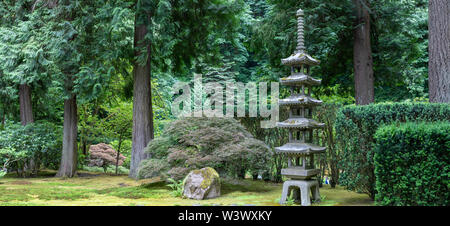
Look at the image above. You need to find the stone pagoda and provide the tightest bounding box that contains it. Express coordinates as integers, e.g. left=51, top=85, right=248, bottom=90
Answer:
left=276, top=8, right=326, bottom=206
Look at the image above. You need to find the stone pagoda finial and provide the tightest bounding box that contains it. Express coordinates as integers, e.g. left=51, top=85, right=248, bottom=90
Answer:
left=295, top=8, right=305, bottom=53
left=281, top=8, right=319, bottom=66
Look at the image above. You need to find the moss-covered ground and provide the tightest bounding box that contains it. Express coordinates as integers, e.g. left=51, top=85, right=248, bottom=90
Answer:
left=0, top=170, right=373, bottom=206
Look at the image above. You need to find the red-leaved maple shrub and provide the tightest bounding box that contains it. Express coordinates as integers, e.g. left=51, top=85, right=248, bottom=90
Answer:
left=86, top=143, right=126, bottom=171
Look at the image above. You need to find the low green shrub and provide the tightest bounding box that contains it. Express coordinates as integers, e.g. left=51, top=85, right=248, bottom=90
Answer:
left=137, top=117, right=272, bottom=181
left=314, top=102, right=343, bottom=188
left=81, top=165, right=130, bottom=174
left=335, top=102, right=450, bottom=199
left=0, top=121, right=62, bottom=175
left=374, top=122, right=449, bottom=206
left=0, top=170, right=6, bottom=179
left=137, top=159, right=170, bottom=179
left=0, top=147, right=28, bottom=174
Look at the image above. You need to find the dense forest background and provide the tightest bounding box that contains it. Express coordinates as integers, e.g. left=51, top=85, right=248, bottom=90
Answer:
left=0, top=0, right=448, bottom=186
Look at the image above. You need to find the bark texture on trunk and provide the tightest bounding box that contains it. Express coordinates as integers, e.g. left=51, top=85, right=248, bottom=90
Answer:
left=56, top=94, right=78, bottom=177
left=19, top=84, right=37, bottom=175
left=19, top=84, right=34, bottom=125
left=428, top=0, right=450, bottom=103
left=129, top=16, right=154, bottom=179
left=353, top=0, right=374, bottom=105
left=115, top=136, right=122, bottom=175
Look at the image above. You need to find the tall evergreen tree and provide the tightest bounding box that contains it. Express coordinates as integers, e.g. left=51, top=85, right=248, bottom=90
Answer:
left=41, top=0, right=134, bottom=177
left=0, top=0, right=57, bottom=174
left=0, top=0, right=38, bottom=125
left=129, top=0, right=244, bottom=178
left=131, top=0, right=153, bottom=179
left=353, top=0, right=374, bottom=105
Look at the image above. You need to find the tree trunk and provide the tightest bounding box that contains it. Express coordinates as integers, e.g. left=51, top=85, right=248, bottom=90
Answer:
left=82, top=140, right=87, bottom=155
left=115, top=135, right=122, bottom=175
left=129, top=13, right=154, bottom=179
left=353, top=0, right=374, bottom=105
left=19, top=84, right=37, bottom=176
left=428, top=0, right=450, bottom=103
left=19, top=84, right=34, bottom=125
left=56, top=94, right=78, bottom=177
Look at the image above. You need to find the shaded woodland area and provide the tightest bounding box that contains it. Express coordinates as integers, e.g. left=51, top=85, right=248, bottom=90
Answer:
left=0, top=0, right=448, bottom=206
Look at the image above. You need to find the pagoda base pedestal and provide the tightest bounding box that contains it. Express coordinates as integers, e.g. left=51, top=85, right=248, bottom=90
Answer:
left=279, top=180, right=320, bottom=206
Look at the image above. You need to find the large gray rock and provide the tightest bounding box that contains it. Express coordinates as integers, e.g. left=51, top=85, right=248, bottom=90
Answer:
left=183, top=167, right=220, bottom=200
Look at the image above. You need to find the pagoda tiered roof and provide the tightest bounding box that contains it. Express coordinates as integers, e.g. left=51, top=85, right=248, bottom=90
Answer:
left=277, top=118, right=325, bottom=129
left=275, top=8, right=327, bottom=205
left=280, top=73, right=321, bottom=86
left=275, top=142, right=326, bottom=155
left=281, top=52, right=320, bottom=66
left=279, top=94, right=322, bottom=106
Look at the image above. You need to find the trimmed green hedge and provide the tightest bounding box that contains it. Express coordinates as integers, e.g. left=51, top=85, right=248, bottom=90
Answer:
left=374, top=122, right=449, bottom=206
left=335, top=102, right=450, bottom=199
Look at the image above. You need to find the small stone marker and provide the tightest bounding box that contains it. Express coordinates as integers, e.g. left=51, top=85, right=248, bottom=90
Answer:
left=183, top=167, right=221, bottom=200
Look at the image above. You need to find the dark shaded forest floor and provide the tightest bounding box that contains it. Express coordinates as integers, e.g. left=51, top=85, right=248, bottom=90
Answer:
left=0, top=170, right=373, bottom=206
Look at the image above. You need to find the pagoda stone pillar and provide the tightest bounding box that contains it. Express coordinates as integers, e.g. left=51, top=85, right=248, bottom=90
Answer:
left=276, top=8, right=326, bottom=206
